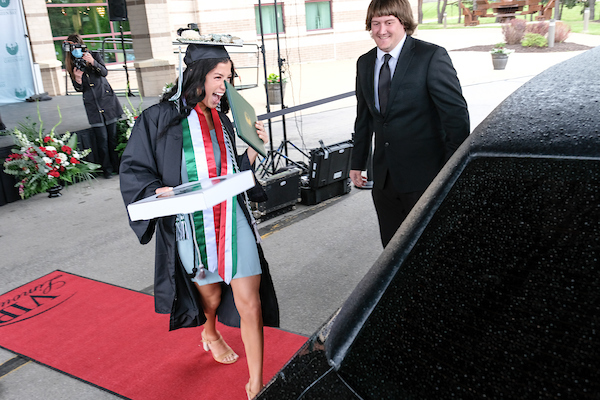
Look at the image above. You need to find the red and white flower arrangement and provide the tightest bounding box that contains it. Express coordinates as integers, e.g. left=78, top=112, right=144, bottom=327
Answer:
left=116, top=101, right=142, bottom=157
left=3, top=129, right=99, bottom=199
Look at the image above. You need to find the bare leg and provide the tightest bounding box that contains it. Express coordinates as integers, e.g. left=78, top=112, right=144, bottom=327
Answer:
left=195, top=282, right=238, bottom=363
left=231, top=275, right=263, bottom=395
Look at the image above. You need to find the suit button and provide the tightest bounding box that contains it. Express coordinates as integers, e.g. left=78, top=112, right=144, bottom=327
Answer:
left=385, top=142, right=390, bottom=147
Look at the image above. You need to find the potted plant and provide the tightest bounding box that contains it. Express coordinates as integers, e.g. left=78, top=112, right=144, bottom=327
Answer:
left=490, top=43, right=514, bottom=70
left=266, top=73, right=287, bottom=105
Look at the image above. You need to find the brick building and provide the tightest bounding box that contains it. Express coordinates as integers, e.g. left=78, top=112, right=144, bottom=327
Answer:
left=24, top=0, right=416, bottom=97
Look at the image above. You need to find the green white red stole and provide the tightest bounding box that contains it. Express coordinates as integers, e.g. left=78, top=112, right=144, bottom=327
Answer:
left=182, top=105, right=238, bottom=283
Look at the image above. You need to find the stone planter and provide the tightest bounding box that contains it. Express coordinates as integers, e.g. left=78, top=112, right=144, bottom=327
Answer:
left=492, top=53, right=509, bottom=70
left=266, top=82, right=286, bottom=105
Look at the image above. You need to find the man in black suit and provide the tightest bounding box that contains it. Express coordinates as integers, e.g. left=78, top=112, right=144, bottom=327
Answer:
left=350, top=0, right=470, bottom=247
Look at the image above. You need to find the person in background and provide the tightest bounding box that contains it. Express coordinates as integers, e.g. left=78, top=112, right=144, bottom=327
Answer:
left=119, top=43, right=279, bottom=400
left=65, top=33, right=122, bottom=179
left=350, top=0, right=470, bottom=247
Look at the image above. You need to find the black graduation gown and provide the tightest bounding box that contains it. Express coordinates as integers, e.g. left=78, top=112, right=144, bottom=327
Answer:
left=119, top=101, right=279, bottom=331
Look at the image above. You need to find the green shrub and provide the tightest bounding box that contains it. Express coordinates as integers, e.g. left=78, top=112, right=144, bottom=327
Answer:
left=521, top=32, right=548, bottom=47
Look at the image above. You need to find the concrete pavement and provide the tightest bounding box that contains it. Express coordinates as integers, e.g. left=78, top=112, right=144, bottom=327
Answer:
left=1, top=27, right=599, bottom=399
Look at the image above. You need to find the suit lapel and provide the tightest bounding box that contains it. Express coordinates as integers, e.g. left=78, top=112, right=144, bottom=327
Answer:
left=386, top=36, right=415, bottom=115
left=364, top=49, right=377, bottom=116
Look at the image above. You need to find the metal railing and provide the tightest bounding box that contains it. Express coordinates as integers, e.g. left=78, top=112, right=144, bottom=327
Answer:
left=172, top=42, right=260, bottom=90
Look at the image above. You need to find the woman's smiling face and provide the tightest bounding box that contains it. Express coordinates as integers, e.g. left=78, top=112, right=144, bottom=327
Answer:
left=199, top=60, right=232, bottom=110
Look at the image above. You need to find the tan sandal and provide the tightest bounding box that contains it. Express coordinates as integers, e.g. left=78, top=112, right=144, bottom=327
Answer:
left=201, top=330, right=238, bottom=365
left=245, top=382, right=261, bottom=400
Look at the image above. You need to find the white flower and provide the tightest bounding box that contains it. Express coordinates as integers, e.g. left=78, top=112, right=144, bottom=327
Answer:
left=43, top=156, right=52, bottom=165
left=161, top=82, right=174, bottom=97
left=45, top=146, right=57, bottom=152
left=56, top=153, right=68, bottom=164
left=180, top=29, right=201, bottom=41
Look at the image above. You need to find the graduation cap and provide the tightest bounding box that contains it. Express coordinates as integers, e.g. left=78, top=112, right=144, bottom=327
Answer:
left=183, top=44, right=229, bottom=66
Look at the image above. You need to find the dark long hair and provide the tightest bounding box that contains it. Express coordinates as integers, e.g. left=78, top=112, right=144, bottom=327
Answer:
left=64, top=33, right=84, bottom=80
left=160, top=57, right=235, bottom=132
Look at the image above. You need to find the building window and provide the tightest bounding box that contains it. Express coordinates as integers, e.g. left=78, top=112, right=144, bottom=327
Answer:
left=46, top=0, right=132, bottom=66
left=255, top=3, right=284, bottom=35
left=305, top=1, right=332, bottom=31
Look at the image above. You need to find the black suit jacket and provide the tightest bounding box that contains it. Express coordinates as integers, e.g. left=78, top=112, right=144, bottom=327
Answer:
left=352, top=35, right=470, bottom=193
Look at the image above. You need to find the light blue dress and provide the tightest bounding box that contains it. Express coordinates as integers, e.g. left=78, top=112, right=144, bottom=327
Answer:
left=177, top=129, right=261, bottom=286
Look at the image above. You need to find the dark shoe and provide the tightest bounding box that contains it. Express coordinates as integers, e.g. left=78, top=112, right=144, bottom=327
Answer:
left=103, top=173, right=113, bottom=179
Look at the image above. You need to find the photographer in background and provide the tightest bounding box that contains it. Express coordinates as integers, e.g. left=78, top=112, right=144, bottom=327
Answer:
left=65, top=33, right=122, bottom=179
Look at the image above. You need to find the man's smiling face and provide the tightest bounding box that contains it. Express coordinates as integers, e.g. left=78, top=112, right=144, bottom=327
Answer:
left=370, top=15, right=406, bottom=53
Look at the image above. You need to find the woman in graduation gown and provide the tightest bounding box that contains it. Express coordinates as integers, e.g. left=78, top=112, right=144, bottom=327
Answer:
left=120, top=43, right=279, bottom=399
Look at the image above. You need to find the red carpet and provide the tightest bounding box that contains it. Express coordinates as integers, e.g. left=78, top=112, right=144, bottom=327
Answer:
left=0, top=271, right=307, bottom=399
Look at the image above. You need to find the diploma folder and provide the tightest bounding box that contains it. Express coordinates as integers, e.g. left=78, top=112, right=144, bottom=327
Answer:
left=127, top=170, right=255, bottom=221
left=225, top=81, right=267, bottom=157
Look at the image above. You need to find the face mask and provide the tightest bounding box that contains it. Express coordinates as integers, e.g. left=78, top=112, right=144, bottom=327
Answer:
left=71, top=48, right=83, bottom=58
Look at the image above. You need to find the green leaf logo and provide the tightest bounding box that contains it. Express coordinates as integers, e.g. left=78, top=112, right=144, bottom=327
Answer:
left=6, top=43, right=18, bottom=56
left=15, top=88, right=27, bottom=98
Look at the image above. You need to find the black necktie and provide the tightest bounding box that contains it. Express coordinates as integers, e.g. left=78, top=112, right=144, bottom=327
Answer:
left=378, top=53, right=392, bottom=114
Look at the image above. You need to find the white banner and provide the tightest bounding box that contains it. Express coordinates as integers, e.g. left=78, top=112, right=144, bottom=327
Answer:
left=0, top=0, right=35, bottom=104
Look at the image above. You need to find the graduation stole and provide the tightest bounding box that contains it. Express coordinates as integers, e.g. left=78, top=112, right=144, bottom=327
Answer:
left=182, top=105, right=238, bottom=284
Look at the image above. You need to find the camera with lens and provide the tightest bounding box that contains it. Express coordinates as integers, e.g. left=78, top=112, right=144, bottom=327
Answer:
left=62, top=41, right=88, bottom=70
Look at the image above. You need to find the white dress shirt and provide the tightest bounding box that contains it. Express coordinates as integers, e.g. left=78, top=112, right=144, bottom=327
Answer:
left=374, top=35, right=407, bottom=112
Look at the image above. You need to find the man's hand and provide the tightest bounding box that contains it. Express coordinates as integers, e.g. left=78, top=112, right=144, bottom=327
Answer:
left=350, top=170, right=367, bottom=188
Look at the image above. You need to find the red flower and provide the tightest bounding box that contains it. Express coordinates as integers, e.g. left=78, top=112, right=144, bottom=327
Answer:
left=43, top=136, right=52, bottom=143
left=48, top=170, right=60, bottom=178
left=61, top=146, right=72, bottom=154
left=134, top=116, right=139, bottom=120
left=60, top=166, right=65, bottom=172
left=70, top=157, right=80, bottom=164
left=8, top=153, right=22, bottom=160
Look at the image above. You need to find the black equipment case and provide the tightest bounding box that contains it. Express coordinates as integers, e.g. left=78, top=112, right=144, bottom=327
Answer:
left=251, top=167, right=302, bottom=220
left=301, top=178, right=351, bottom=206
left=306, top=140, right=353, bottom=189
left=300, top=140, right=353, bottom=205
